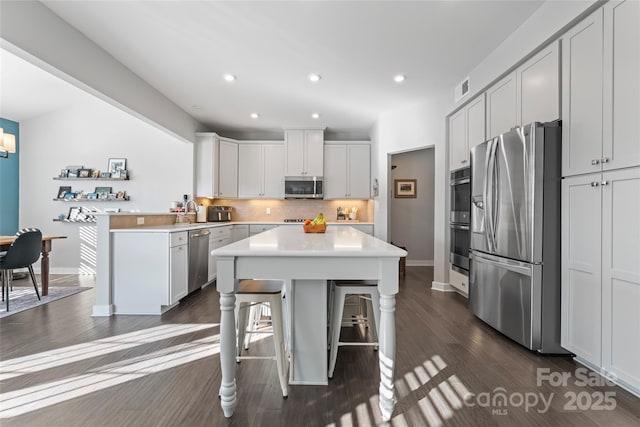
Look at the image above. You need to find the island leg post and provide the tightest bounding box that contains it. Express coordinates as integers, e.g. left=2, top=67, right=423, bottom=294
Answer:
left=378, top=293, right=396, bottom=422
left=41, top=240, right=52, bottom=296
left=219, top=291, right=237, bottom=417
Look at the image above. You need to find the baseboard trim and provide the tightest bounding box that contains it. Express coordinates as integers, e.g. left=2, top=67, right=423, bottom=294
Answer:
left=431, top=281, right=457, bottom=292
left=92, top=304, right=114, bottom=317
left=406, top=260, right=434, bottom=267
left=32, top=267, right=95, bottom=275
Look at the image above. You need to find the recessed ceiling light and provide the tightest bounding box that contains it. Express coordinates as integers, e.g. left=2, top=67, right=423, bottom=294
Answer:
left=394, top=74, right=406, bottom=83
left=223, top=74, right=236, bottom=82
left=311, top=113, right=320, bottom=119
left=250, top=113, right=260, bottom=119
left=308, top=73, right=322, bottom=83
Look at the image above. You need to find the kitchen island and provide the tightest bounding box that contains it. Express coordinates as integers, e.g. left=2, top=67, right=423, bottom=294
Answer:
left=212, top=225, right=406, bottom=421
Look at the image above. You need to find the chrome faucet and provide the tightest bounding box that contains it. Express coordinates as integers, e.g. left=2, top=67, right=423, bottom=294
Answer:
left=185, top=199, right=197, bottom=214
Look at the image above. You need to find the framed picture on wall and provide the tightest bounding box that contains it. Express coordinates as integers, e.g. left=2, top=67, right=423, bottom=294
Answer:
left=108, top=158, right=127, bottom=176
left=57, top=186, right=72, bottom=199
left=394, top=179, right=417, bottom=198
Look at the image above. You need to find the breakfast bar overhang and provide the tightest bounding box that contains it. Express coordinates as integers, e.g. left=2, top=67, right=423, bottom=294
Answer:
left=212, top=226, right=407, bottom=421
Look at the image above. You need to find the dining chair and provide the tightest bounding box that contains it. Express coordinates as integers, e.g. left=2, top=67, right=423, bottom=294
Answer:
left=0, top=228, right=42, bottom=311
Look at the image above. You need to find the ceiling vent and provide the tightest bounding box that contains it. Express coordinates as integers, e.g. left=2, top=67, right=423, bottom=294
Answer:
left=454, top=77, right=470, bottom=103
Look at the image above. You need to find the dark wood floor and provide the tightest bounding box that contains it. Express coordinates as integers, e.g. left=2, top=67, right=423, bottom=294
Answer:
left=1, top=268, right=639, bottom=426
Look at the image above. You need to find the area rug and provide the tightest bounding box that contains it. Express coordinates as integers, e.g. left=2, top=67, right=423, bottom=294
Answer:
left=0, top=287, right=91, bottom=318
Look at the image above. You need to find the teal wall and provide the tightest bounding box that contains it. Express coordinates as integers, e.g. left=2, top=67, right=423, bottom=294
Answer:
left=0, top=118, right=19, bottom=235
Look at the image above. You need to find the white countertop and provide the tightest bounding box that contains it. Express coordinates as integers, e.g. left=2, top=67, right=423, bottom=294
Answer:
left=110, top=221, right=373, bottom=233
left=211, top=226, right=406, bottom=258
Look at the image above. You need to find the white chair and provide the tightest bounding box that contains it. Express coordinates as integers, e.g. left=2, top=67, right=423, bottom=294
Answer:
left=328, top=280, right=380, bottom=379
left=235, top=279, right=289, bottom=397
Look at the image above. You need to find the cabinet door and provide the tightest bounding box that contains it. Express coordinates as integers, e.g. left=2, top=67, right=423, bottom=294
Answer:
left=238, top=144, right=262, bottom=198
left=561, top=174, right=602, bottom=365
left=603, top=0, right=640, bottom=171
left=601, top=167, right=640, bottom=390
left=448, top=107, right=467, bottom=171
left=323, top=144, right=348, bottom=199
left=305, top=130, right=324, bottom=176
left=262, top=144, right=285, bottom=198
left=486, top=71, right=518, bottom=138
left=219, top=140, right=238, bottom=198
left=284, top=130, right=305, bottom=176
left=195, top=134, right=215, bottom=197
left=518, top=40, right=560, bottom=127
left=467, top=93, right=486, bottom=150
left=561, top=10, right=604, bottom=177
left=347, top=145, right=370, bottom=198
left=170, top=244, right=188, bottom=304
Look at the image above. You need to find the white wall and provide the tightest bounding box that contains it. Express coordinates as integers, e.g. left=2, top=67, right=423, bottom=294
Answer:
left=19, top=98, right=193, bottom=274
left=390, top=148, right=434, bottom=264
left=372, top=93, right=451, bottom=285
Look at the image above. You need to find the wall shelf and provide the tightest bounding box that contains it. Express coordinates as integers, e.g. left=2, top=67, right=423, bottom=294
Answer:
left=53, top=177, right=129, bottom=181
left=52, top=198, right=129, bottom=202
left=53, top=218, right=97, bottom=223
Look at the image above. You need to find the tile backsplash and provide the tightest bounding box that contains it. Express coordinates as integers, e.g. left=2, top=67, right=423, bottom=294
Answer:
left=195, top=198, right=373, bottom=222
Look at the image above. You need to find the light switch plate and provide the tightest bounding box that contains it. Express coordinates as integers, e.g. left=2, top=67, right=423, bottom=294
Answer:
left=137, top=217, right=144, bottom=225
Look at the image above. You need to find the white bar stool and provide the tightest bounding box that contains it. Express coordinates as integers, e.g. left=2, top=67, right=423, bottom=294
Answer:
left=328, top=280, right=380, bottom=379
left=235, top=279, right=289, bottom=397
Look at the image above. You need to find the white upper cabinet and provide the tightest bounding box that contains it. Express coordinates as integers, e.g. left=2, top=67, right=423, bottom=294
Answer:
left=486, top=41, right=559, bottom=140
left=238, top=142, right=284, bottom=199
left=324, top=143, right=370, bottom=199
left=195, top=133, right=238, bottom=198
left=449, top=94, right=485, bottom=171
left=562, top=1, right=640, bottom=177
left=284, top=129, right=324, bottom=177
left=561, top=9, right=604, bottom=177
left=517, top=40, right=560, bottom=126
left=486, top=72, right=518, bottom=138
left=603, top=0, right=640, bottom=172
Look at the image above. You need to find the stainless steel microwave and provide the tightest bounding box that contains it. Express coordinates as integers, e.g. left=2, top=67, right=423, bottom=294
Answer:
left=284, top=176, right=323, bottom=199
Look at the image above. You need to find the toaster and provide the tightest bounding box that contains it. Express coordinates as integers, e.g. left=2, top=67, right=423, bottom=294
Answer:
left=207, top=206, right=232, bottom=222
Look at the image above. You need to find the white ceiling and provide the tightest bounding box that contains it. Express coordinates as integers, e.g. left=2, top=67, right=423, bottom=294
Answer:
left=1, top=1, right=545, bottom=136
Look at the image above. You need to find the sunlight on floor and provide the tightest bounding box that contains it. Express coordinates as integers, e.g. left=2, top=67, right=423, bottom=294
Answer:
left=0, top=323, right=224, bottom=418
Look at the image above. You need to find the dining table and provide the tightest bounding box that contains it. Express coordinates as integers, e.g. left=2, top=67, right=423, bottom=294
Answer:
left=211, top=225, right=407, bottom=422
left=0, top=234, right=67, bottom=296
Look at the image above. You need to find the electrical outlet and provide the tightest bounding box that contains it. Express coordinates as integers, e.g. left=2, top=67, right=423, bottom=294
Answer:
left=137, top=217, right=145, bottom=225
left=266, top=208, right=271, bottom=215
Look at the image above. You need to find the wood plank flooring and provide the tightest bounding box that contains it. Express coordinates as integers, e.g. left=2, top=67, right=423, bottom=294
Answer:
left=1, top=268, right=639, bottom=426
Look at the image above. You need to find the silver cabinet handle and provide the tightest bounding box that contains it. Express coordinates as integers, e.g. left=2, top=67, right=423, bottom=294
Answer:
left=601, top=181, right=609, bottom=186
left=601, top=157, right=609, bottom=163
left=591, top=181, right=600, bottom=187
left=461, top=159, right=468, bottom=163
left=592, top=159, right=601, bottom=165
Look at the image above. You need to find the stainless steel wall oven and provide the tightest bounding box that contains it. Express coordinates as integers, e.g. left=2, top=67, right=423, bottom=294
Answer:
left=450, top=167, right=470, bottom=275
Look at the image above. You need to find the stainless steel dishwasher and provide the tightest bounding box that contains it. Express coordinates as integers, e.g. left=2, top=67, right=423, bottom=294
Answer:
left=188, top=229, right=210, bottom=294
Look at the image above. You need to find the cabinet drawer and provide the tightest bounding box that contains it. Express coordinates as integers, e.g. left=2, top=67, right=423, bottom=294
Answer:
left=249, top=224, right=277, bottom=235
left=210, top=236, right=232, bottom=250
left=209, top=225, right=232, bottom=239
left=170, top=231, right=188, bottom=247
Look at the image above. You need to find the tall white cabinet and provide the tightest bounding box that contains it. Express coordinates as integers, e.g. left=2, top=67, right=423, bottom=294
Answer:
left=284, top=129, right=324, bottom=177
left=323, top=142, right=370, bottom=199
left=560, top=0, right=640, bottom=396
left=238, top=142, right=284, bottom=198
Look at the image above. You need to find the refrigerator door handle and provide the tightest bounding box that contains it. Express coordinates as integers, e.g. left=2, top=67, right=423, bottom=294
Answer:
left=485, top=138, right=498, bottom=252
left=470, top=251, right=532, bottom=276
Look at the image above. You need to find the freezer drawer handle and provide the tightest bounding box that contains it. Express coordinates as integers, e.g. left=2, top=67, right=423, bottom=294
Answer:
left=470, top=252, right=532, bottom=276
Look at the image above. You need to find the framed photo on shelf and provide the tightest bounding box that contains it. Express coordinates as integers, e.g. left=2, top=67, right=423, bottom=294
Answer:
left=91, top=170, right=101, bottom=178
left=59, top=169, right=69, bottom=178
left=67, top=206, right=82, bottom=220
left=63, top=192, right=76, bottom=199
left=108, top=158, right=127, bottom=176
left=95, top=186, right=112, bottom=195
left=87, top=193, right=98, bottom=199
left=100, top=172, right=111, bottom=178
left=394, top=179, right=417, bottom=198
left=78, top=168, right=91, bottom=178
left=57, top=186, right=72, bottom=199
left=116, top=191, right=127, bottom=200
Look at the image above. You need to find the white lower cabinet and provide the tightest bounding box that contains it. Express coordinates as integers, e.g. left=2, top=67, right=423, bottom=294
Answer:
left=112, top=231, right=188, bottom=314
left=209, top=226, right=232, bottom=282
left=249, top=224, right=278, bottom=236
left=448, top=267, right=468, bottom=296
left=562, top=167, right=640, bottom=394
left=231, top=224, right=249, bottom=242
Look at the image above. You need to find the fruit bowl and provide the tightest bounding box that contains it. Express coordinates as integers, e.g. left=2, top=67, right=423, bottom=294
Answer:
left=303, top=224, right=327, bottom=233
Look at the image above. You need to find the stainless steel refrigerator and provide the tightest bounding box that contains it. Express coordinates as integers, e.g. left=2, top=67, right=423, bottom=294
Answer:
left=469, top=121, right=567, bottom=353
